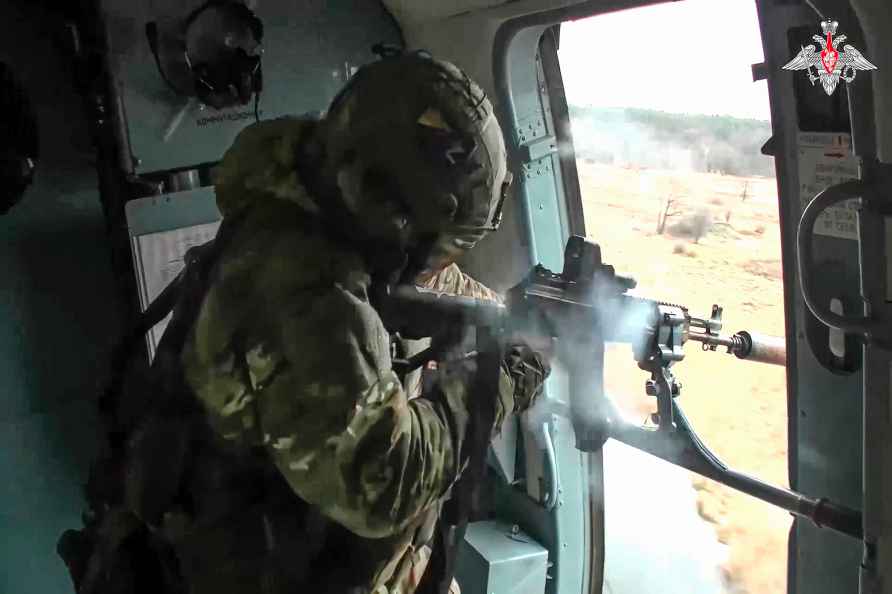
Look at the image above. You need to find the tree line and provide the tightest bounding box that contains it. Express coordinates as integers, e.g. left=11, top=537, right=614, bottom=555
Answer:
left=567, top=105, right=774, bottom=178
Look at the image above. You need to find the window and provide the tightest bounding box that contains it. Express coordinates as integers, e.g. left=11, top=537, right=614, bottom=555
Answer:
left=557, top=2, right=790, bottom=593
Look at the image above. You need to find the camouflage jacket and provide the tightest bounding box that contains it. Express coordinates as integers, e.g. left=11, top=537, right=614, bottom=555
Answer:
left=176, top=117, right=545, bottom=593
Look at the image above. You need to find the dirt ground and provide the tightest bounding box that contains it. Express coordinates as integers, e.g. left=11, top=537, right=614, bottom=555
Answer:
left=577, top=161, right=792, bottom=594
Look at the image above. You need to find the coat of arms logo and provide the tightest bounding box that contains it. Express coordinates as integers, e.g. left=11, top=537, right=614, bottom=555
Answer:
left=783, top=19, right=877, bottom=96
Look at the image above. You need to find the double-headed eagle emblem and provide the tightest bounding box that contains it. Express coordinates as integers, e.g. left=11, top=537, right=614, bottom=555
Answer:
left=783, top=19, right=877, bottom=95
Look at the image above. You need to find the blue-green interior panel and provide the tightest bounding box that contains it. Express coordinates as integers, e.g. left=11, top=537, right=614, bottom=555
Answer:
left=488, top=23, right=592, bottom=594
left=507, top=28, right=569, bottom=269
left=0, top=2, right=123, bottom=585
left=125, top=187, right=221, bottom=236
left=99, top=0, right=402, bottom=173
left=456, top=520, right=549, bottom=594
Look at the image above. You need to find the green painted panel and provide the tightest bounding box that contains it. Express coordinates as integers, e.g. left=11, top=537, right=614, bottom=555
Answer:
left=496, top=24, right=592, bottom=594
left=99, top=0, right=402, bottom=173
left=125, top=187, right=221, bottom=236
left=506, top=27, right=568, bottom=272
left=0, top=399, right=102, bottom=592
left=0, top=182, right=118, bottom=594
left=1, top=189, right=121, bottom=421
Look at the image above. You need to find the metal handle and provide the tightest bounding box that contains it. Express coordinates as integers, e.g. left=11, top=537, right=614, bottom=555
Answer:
left=540, top=420, right=560, bottom=510
left=797, top=180, right=873, bottom=339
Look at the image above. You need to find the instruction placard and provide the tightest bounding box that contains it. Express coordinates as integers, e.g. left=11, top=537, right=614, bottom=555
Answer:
left=132, top=221, right=222, bottom=360
left=798, top=132, right=861, bottom=240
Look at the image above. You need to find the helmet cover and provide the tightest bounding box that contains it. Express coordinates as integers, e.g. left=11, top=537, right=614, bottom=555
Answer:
left=318, top=53, right=510, bottom=278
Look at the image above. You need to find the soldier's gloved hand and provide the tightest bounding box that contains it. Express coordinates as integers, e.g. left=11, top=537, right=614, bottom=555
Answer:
left=434, top=340, right=550, bottom=441
left=502, top=342, right=551, bottom=414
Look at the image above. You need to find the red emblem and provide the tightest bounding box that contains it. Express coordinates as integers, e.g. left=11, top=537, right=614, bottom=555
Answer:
left=820, top=32, right=838, bottom=73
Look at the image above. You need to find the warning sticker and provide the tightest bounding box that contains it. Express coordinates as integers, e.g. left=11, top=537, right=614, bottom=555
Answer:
left=798, top=132, right=861, bottom=240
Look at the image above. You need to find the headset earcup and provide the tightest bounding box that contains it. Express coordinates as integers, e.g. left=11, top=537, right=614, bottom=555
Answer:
left=183, top=1, right=263, bottom=108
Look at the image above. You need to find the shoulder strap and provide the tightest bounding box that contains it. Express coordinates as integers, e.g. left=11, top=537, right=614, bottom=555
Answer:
left=100, top=213, right=246, bottom=439
left=417, top=329, right=502, bottom=594
left=64, top=214, right=247, bottom=593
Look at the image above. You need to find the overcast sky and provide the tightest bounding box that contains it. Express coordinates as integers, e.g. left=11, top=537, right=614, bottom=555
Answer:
left=558, top=0, right=771, bottom=121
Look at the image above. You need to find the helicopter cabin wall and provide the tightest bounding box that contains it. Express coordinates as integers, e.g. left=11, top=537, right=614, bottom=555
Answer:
left=97, top=0, right=402, bottom=175
left=757, top=0, right=871, bottom=592
left=0, top=3, right=123, bottom=593
left=847, top=0, right=892, bottom=590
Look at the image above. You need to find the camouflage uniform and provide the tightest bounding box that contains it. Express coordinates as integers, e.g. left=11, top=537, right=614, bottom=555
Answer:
left=165, top=116, right=544, bottom=593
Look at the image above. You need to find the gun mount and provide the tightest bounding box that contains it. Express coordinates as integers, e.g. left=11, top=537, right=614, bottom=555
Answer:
left=382, top=235, right=861, bottom=541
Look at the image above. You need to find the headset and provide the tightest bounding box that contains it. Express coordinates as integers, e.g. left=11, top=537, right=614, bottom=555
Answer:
left=146, top=0, right=264, bottom=113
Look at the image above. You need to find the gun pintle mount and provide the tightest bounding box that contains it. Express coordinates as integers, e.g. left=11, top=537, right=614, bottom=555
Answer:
left=382, top=236, right=860, bottom=540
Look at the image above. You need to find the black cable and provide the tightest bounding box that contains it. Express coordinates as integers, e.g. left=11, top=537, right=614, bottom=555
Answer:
left=145, top=22, right=187, bottom=96
left=804, top=0, right=826, bottom=20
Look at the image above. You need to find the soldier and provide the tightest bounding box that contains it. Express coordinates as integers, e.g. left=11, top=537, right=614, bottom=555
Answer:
left=61, top=51, right=549, bottom=594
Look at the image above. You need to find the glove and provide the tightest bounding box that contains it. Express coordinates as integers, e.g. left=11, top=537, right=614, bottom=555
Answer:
left=430, top=341, right=550, bottom=450
left=502, top=342, right=551, bottom=414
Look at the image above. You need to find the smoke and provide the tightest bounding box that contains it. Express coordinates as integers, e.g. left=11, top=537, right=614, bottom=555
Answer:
left=518, top=294, right=660, bottom=445
left=605, top=296, right=659, bottom=355
left=544, top=108, right=780, bottom=437
left=566, top=106, right=774, bottom=177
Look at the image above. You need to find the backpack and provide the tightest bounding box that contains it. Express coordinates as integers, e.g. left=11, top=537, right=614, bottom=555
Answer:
left=58, top=214, right=243, bottom=593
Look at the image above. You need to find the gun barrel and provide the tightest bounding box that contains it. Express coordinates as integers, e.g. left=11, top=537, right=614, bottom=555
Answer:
left=690, top=330, right=787, bottom=366
left=386, top=285, right=507, bottom=326
left=734, top=331, right=786, bottom=366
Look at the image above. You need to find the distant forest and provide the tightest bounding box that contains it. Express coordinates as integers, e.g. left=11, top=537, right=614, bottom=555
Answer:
left=567, top=106, right=775, bottom=178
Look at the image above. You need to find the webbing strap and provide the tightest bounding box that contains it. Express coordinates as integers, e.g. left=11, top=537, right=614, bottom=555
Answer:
left=416, top=329, right=501, bottom=594
left=100, top=213, right=245, bottom=449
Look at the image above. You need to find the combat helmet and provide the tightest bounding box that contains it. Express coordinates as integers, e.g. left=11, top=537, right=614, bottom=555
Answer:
left=317, top=50, right=511, bottom=279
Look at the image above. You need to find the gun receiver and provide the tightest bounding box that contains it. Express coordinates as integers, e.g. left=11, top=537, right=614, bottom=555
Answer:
left=383, top=235, right=860, bottom=540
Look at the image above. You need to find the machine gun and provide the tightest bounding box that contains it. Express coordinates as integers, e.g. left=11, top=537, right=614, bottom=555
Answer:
left=381, top=235, right=861, bottom=541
